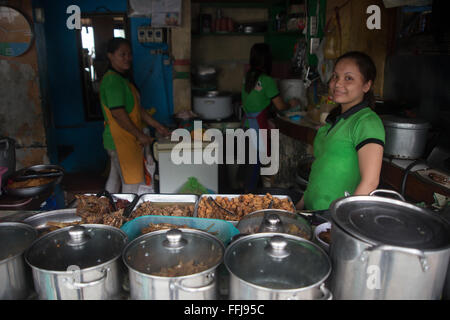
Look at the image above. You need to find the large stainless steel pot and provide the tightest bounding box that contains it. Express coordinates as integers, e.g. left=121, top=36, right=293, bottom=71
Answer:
left=225, top=233, right=332, bottom=300
left=0, top=222, right=37, bottom=299
left=25, top=224, right=128, bottom=300
left=329, top=189, right=450, bottom=300
left=123, top=228, right=224, bottom=300
left=193, top=91, right=233, bottom=121
left=382, top=115, right=430, bottom=159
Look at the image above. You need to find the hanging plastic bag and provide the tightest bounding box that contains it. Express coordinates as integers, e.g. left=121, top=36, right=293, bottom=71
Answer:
left=138, top=143, right=156, bottom=195
left=323, top=7, right=342, bottom=60
left=178, top=177, right=213, bottom=195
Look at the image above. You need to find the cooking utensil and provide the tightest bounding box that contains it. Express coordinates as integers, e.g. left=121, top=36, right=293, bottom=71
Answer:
left=23, top=208, right=81, bottom=237
left=5, top=164, right=64, bottom=198
left=329, top=189, right=450, bottom=300
left=123, top=228, right=224, bottom=300
left=207, top=196, right=236, bottom=216
left=193, top=91, right=233, bottom=121
left=25, top=224, right=128, bottom=300
left=0, top=222, right=37, bottom=300
left=96, top=190, right=117, bottom=212
left=236, top=209, right=312, bottom=240
left=122, top=194, right=140, bottom=218
left=382, top=115, right=431, bottom=160
left=224, top=233, right=332, bottom=300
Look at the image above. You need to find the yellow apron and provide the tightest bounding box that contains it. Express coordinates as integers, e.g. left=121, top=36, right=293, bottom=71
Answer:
left=102, top=77, right=144, bottom=184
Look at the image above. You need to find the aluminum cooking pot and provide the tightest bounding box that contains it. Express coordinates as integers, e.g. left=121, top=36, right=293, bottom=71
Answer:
left=193, top=91, right=233, bottom=121
left=329, top=189, right=450, bottom=300
left=382, top=115, right=430, bottom=159
left=123, top=228, right=225, bottom=300
left=236, top=209, right=312, bottom=240
left=225, top=233, right=332, bottom=300
left=25, top=224, right=128, bottom=300
left=0, top=222, right=37, bottom=299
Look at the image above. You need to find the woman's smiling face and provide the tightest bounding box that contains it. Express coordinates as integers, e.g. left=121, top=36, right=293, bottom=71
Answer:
left=329, top=58, right=372, bottom=111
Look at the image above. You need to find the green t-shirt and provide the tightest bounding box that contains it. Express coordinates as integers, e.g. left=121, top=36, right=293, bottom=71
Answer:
left=241, top=73, right=279, bottom=114
left=99, top=70, right=136, bottom=150
left=303, top=101, right=385, bottom=210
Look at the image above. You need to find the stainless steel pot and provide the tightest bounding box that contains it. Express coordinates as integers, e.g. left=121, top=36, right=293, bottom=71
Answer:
left=193, top=91, right=233, bottom=121
left=382, top=115, right=431, bottom=159
left=123, top=228, right=224, bottom=300
left=25, top=224, right=128, bottom=300
left=0, top=222, right=37, bottom=299
left=236, top=209, right=312, bottom=240
left=329, top=189, right=450, bottom=300
left=225, top=233, right=332, bottom=300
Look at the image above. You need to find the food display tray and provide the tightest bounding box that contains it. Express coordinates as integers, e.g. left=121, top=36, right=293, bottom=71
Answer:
left=194, top=194, right=295, bottom=225
left=23, top=208, right=80, bottom=230
left=121, top=215, right=239, bottom=245
left=70, top=193, right=138, bottom=208
left=130, top=193, right=199, bottom=216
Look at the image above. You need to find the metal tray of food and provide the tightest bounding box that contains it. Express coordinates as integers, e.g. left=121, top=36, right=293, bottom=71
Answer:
left=23, top=208, right=81, bottom=236
left=194, top=194, right=295, bottom=225
left=128, top=194, right=199, bottom=218
left=4, top=164, right=64, bottom=198
left=70, top=193, right=138, bottom=209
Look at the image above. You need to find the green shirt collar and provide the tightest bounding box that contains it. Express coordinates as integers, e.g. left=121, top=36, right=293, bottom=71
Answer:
left=326, top=100, right=370, bottom=125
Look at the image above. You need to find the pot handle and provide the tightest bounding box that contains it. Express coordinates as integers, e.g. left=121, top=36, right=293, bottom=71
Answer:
left=369, top=189, right=406, bottom=202
left=360, top=245, right=429, bottom=272
left=64, top=267, right=109, bottom=289
left=172, top=272, right=216, bottom=293
left=318, top=283, right=333, bottom=300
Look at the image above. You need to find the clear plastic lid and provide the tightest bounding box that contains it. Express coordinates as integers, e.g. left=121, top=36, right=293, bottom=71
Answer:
left=25, top=224, right=128, bottom=271
left=123, top=228, right=224, bottom=277
left=225, top=233, right=331, bottom=290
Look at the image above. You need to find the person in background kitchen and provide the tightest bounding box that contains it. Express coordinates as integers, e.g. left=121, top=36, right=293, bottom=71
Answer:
left=100, top=37, right=170, bottom=194
left=296, top=51, right=385, bottom=211
left=241, top=43, right=300, bottom=193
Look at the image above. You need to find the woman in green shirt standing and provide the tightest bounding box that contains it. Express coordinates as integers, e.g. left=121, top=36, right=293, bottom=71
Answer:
left=241, top=43, right=299, bottom=192
left=296, top=51, right=385, bottom=211
left=100, top=38, right=170, bottom=194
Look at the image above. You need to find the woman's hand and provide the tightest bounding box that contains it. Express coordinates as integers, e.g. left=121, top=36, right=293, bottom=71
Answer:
left=137, top=133, right=154, bottom=147
left=295, top=196, right=305, bottom=210
left=156, top=124, right=171, bottom=137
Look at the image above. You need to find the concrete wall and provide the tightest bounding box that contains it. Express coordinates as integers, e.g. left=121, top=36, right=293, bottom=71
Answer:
left=0, top=0, right=48, bottom=169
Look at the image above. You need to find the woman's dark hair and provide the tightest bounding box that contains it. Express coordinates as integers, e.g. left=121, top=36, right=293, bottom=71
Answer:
left=105, top=37, right=137, bottom=86
left=335, top=51, right=377, bottom=108
left=106, top=37, right=131, bottom=56
left=244, top=43, right=273, bottom=93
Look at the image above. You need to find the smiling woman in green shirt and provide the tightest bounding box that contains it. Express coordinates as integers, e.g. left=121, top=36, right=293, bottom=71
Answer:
left=296, top=51, right=385, bottom=211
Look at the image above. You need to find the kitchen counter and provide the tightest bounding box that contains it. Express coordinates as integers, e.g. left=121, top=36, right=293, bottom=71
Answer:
left=272, top=115, right=450, bottom=205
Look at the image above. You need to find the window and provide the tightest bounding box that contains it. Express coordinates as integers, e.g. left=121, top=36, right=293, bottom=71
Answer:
left=76, top=13, right=129, bottom=121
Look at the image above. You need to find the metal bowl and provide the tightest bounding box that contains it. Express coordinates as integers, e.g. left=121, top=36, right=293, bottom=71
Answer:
left=4, top=164, right=64, bottom=198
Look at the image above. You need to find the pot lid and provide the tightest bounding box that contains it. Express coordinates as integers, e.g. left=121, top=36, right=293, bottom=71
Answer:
left=0, top=222, right=37, bottom=261
left=381, top=115, right=430, bottom=129
left=123, top=228, right=224, bottom=277
left=224, top=233, right=330, bottom=290
left=25, top=224, right=127, bottom=271
left=195, top=90, right=231, bottom=98
left=330, top=196, right=450, bottom=249
left=236, top=209, right=312, bottom=240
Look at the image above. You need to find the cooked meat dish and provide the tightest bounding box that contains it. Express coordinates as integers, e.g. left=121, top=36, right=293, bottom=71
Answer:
left=129, top=201, right=195, bottom=219
left=319, top=229, right=331, bottom=244
left=197, top=194, right=295, bottom=221
left=140, top=223, right=219, bottom=236
left=8, top=177, right=55, bottom=189
left=75, top=195, right=130, bottom=227
left=152, top=260, right=209, bottom=277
